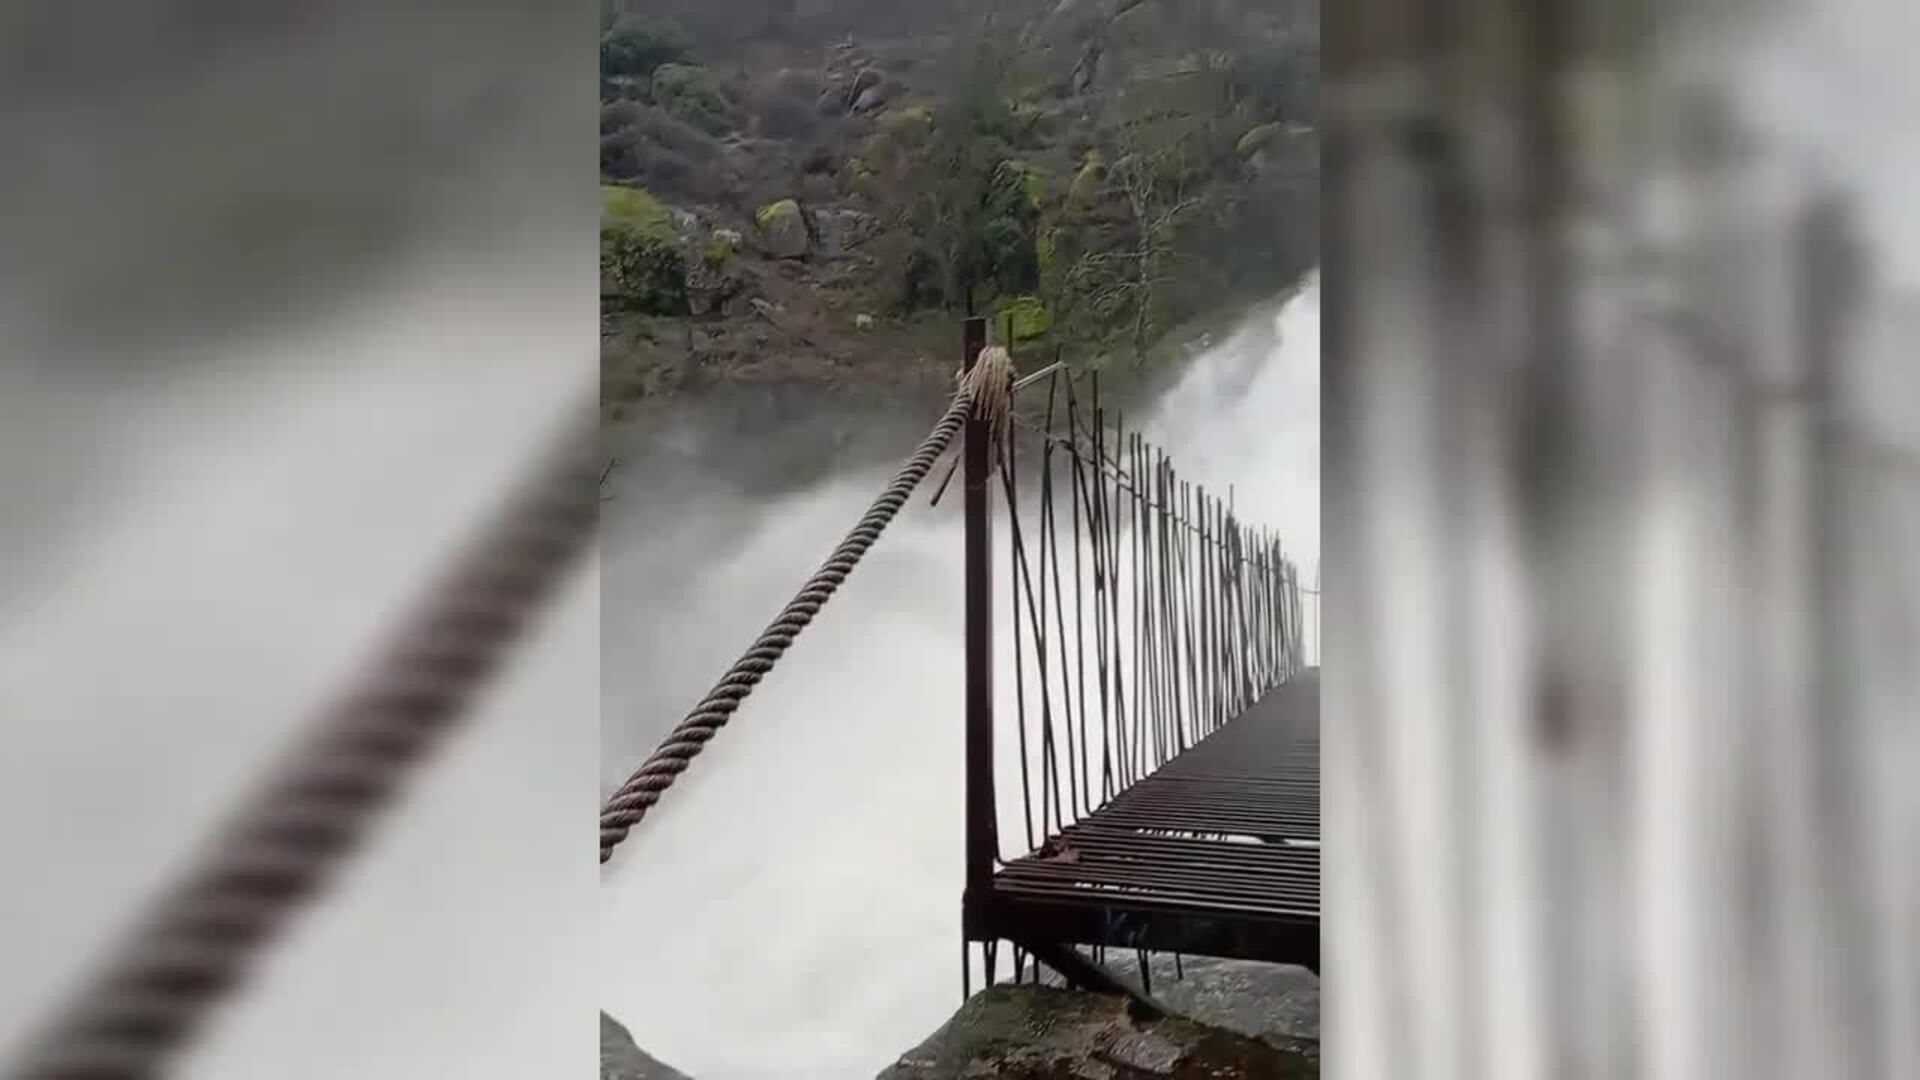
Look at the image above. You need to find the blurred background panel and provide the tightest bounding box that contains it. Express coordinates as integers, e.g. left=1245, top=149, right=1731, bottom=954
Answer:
left=0, top=2, right=598, bottom=1077
left=1325, top=0, right=1918, bottom=1078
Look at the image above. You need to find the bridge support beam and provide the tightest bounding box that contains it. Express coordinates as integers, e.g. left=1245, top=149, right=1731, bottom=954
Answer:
left=962, top=315, right=999, bottom=926
left=1016, top=938, right=1168, bottom=1018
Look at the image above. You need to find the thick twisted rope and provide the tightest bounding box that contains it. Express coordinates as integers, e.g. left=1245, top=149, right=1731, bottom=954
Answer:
left=599, top=348, right=1015, bottom=863
left=5, top=405, right=598, bottom=1080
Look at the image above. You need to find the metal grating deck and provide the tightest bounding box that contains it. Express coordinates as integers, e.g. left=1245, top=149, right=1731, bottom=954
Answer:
left=969, top=670, right=1320, bottom=969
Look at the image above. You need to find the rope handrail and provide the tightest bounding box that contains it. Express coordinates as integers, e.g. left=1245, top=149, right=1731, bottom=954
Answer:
left=5, top=402, right=598, bottom=1080
left=598, top=348, right=1015, bottom=864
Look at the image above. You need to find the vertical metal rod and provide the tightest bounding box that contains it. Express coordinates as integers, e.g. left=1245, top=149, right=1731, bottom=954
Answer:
left=1127, top=432, right=1144, bottom=789
left=1037, top=376, right=1064, bottom=834
left=1176, top=473, right=1190, bottom=748
left=1066, top=382, right=1091, bottom=819
left=1006, top=461, right=1053, bottom=846
left=1093, top=391, right=1116, bottom=804
left=1041, top=382, right=1078, bottom=825
left=1202, top=488, right=1218, bottom=732
left=1004, top=434, right=1036, bottom=852
left=1113, top=399, right=1121, bottom=795
left=1148, top=441, right=1160, bottom=772
left=962, top=315, right=997, bottom=903
left=1134, top=434, right=1152, bottom=782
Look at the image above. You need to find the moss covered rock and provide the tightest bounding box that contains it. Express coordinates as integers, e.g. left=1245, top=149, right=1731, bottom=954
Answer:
left=755, top=198, right=810, bottom=259
left=704, top=228, right=741, bottom=264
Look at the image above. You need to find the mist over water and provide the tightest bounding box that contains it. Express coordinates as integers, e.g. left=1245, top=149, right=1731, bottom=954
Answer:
left=600, top=281, right=1320, bottom=1079
left=1150, top=276, right=1322, bottom=662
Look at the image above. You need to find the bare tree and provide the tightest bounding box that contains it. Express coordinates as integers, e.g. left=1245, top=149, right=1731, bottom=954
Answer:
left=1058, top=61, right=1223, bottom=362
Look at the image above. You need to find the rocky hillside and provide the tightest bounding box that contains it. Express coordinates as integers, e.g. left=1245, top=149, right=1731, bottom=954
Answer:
left=599, top=0, right=1317, bottom=412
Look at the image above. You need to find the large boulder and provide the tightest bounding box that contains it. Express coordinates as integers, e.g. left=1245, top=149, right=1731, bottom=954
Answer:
left=809, top=208, right=874, bottom=259
left=755, top=199, right=810, bottom=259
left=683, top=251, right=746, bottom=316
left=852, top=80, right=900, bottom=115
left=601, top=1013, right=693, bottom=1080
left=811, top=209, right=845, bottom=259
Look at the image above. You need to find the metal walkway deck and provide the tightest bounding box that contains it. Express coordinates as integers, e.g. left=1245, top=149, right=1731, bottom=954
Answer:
left=967, top=670, right=1320, bottom=971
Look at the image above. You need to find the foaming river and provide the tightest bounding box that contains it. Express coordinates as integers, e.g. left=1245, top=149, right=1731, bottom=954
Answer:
left=599, top=280, right=1321, bottom=1078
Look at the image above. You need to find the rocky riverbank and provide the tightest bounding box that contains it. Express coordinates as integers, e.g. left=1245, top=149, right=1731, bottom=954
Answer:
left=601, top=1012, right=693, bottom=1080
left=601, top=957, right=1317, bottom=1079
left=877, top=982, right=1314, bottom=1079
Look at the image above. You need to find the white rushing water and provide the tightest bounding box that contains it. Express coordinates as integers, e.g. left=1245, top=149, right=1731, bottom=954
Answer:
left=600, top=280, right=1320, bottom=1079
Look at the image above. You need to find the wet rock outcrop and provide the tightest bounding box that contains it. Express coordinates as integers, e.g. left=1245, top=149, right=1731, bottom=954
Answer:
left=601, top=1012, right=693, bottom=1080
left=876, top=983, right=1316, bottom=1080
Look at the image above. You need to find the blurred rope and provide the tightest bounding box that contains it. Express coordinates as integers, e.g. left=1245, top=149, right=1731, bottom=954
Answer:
left=4, top=402, right=598, bottom=1080
left=598, top=348, right=1015, bottom=863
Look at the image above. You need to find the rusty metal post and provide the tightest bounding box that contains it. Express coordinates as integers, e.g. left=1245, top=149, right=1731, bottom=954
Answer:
left=962, top=315, right=998, bottom=934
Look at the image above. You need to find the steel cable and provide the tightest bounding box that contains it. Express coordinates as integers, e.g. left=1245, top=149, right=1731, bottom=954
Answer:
left=5, top=404, right=598, bottom=1080
left=599, top=350, right=1013, bottom=863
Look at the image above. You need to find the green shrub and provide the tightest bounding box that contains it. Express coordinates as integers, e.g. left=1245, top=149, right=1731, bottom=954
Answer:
left=1068, top=150, right=1106, bottom=204
left=1036, top=227, right=1058, bottom=276
left=997, top=160, right=1049, bottom=210
left=876, top=104, right=935, bottom=139
left=980, top=161, right=1042, bottom=296
left=900, top=247, right=945, bottom=312
left=600, top=185, right=686, bottom=315
left=601, top=185, right=672, bottom=234
left=1008, top=102, right=1053, bottom=143
left=600, top=19, right=690, bottom=80
left=650, top=64, right=735, bottom=135
left=996, top=295, right=1052, bottom=341
left=602, top=227, right=688, bottom=315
